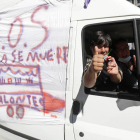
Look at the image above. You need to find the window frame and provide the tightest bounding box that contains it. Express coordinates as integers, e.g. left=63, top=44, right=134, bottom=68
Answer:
left=82, top=19, right=140, bottom=101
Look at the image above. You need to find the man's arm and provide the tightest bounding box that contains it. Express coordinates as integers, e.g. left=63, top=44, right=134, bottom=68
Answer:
left=107, top=57, right=123, bottom=83
left=83, top=46, right=104, bottom=88
left=109, top=70, right=123, bottom=83
left=83, top=63, right=97, bottom=88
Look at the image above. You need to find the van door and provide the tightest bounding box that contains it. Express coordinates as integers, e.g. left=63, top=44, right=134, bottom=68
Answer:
left=72, top=18, right=140, bottom=140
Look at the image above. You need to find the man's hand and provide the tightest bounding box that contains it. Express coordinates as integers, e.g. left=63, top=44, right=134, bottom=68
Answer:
left=92, top=46, right=104, bottom=72
left=83, top=46, right=104, bottom=88
left=107, top=56, right=118, bottom=75
left=106, top=56, right=122, bottom=83
left=133, top=55, right=136, bottom=67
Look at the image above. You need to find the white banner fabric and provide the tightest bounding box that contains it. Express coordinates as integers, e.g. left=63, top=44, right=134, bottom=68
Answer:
left=0, top=0, right=72, bottom=124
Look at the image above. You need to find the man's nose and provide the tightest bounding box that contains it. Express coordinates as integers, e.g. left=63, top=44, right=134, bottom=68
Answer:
left=101, top=47, right=105, bottom=52
left=122, top=48, right=126, bottom=53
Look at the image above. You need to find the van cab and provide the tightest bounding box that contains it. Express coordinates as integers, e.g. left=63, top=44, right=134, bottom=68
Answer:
left=66, top=0, right=140, bottom=140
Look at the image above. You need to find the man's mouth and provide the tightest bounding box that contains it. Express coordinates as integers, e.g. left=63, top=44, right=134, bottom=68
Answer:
left=101, top=53, right=106, bottom=56
left=122, top=55, right=128, bottom=58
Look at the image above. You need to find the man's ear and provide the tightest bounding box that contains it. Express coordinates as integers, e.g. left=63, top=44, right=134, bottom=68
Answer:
left=90, top=46, right=92, bottom=51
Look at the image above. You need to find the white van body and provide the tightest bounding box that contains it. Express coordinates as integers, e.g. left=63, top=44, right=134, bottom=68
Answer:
left=0, top=0, right=140, bottom=140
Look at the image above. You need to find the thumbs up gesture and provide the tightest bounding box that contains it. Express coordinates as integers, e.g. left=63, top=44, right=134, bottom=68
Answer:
left=92, top=46, right=104, bottom=72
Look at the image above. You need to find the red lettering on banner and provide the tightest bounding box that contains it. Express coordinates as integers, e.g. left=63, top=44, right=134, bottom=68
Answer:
left=56, top=46, right=68, bottom=64
left=31, top=4, right=48, bottom=50
left=26, top=52, right=40, bottom=62
left=1, top=54, right=7, bottom=63
left=8, top=17, right=23, bottom=48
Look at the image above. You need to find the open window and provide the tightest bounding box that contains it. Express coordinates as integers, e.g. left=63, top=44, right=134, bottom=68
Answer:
left=82, top=19, right=140, bottom=101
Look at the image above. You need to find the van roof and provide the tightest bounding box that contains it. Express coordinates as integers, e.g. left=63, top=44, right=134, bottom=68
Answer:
left=71, top=0, right=140, bottom=21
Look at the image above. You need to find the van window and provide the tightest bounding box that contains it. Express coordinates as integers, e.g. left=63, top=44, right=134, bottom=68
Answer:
left=82, top=20, right=140, bottom=101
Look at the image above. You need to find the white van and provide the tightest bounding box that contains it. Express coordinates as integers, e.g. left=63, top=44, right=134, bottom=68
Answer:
left=1, top=0, right=140, bottom=140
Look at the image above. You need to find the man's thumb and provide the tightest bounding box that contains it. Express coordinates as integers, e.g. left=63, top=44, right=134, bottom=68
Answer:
left=133, top=55, right=136, bottom=67
left=133, top=55, right=136, bottom=61
left=111, top=57, right=115, bottom=63
left=94, top=46, right=98, bottom=55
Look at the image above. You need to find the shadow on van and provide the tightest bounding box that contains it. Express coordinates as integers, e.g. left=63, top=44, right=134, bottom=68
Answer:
left=70, top=82, right=88, bottom=123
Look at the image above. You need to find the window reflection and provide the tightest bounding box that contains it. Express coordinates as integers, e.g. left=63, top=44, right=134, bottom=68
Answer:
left=132, top=0, right=134, bottom=3
left=128, top=0, right=134, bottom=3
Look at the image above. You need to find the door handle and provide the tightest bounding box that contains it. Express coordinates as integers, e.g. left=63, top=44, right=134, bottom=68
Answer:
left=72, top=100, right=80, bottom=115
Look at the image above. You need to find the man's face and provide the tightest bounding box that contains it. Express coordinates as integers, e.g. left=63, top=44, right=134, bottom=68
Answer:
left=91, top=42, right=109, bottom=56
left=115, top=41, right=130, bottom=58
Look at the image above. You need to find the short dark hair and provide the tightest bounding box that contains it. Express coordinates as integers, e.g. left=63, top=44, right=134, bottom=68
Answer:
left=113, top=38, right=128, bottom=50
left=90, top=31, right=112, bottom=47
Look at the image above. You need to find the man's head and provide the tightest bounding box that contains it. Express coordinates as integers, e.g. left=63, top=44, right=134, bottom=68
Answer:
left=90, top=31, right=112, bottom=56
left=114, top=38, right=130, bottom=59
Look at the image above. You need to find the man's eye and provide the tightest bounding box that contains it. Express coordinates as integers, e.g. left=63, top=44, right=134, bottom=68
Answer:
left=125, top=46, right=129, bottom=49
left=117, top=49, right=121, bottom=51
